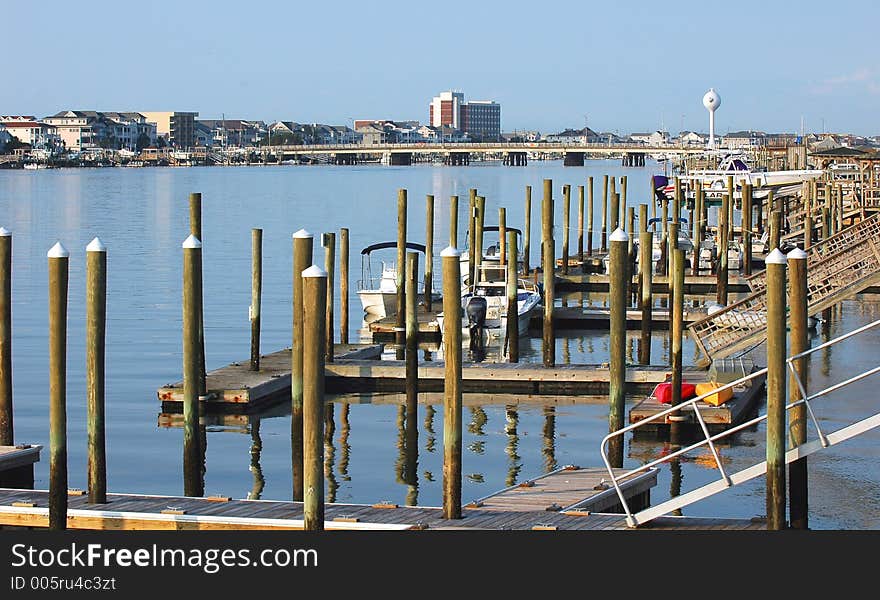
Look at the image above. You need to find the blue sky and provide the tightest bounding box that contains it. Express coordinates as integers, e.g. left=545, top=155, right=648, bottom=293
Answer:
left=4, top=0, right=878, bottom=135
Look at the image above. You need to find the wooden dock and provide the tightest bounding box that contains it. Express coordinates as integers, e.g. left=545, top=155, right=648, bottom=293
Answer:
left=0, top=445, right=42, bottom=489
left=556, top=272, right=754, bottom=294
left=0, top=471, right=765, bottom=531
left=157, top=343, right=383, bottom=412
left=628, top=370, right=767, bottom=431
left=466, top=465, right=656, bottom=514
left=369, top=304, right=708, bottom=342
left=325, top=360, right=706, bottom=395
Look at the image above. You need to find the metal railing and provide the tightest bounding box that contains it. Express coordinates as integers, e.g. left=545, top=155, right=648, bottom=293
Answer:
left=600, top=318, right=880, bottom=527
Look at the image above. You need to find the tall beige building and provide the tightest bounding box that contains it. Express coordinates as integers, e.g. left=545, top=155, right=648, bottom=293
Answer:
left=140, top=111, right=198, bottom=148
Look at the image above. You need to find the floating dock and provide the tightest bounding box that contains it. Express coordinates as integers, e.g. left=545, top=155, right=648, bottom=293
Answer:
left=628, top=370, right=767, bottom=431
left=0, top=445, right=42, bottom=489
left=0, top=465, right=764, bottom=530
left=156, top=343, right=383, bottom=412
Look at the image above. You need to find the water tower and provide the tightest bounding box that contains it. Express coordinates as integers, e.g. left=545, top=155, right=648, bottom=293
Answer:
left=703, top=88, right=721, bottom=149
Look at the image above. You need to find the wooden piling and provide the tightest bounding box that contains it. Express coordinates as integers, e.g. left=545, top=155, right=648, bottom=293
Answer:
left=601, top=175, right=608, bottom=252
left=425, top=195, right=434, bottom=311
left=181, top=235, right=202, bottom=499
left=498, top=207, right=506, bottom=268
left=542, top=179, right=555, bottom=367
left=86, top=238, right=107, bottom=504
left=577, top=184, right=585, bottom=261
left=441, top=247, right=462, bottom=519
left=610, top=189, right=620, bottom=232
left=621, top=175, right=628, bottom=230
left=292, top=229, right=314, bottom=502
left=743, top=183, right=753, bottom=276
left=339, top=227, right=349, bottom=345
left=638, top=230, right=653, bottom=365
left=396, top=189, right=407, bottom=347
left=524, top=186, right=531, bottom=274
left=562, top=184, right=570, bottom=274
left=726, top=175, right=735, bottom=238
left=765, top=249, right=787, bottom=531
left=769, top=210, right=782, bottom=251
left=0, top=228, right=11, bottom=445
left=188, top=193, right=206, bottom=397
left=250, top=228, right=263, bottom=371
left=405, top=252, right=419, bottom=407
left=586, top=177, right=594, bottom=258
left=717, top=193, right=729, bottom=305
left=468, top=192, right=476, bottom=286
left=788, top=248, right=809, bottom=530
left=449, top=195, right=459, bottom=248
left=608, top=228, right=628, bottom=468
left=323, top=232, right=336, bottom=363
left=302, top=265, right=327, bottom=531
left=506, top=230, right=519, bottom=363
left=48, top=242, right=69, bottom=529
left=659, top=195, right=668, bottom=276
left=670, top=249, right=684, bottom=406
left=667, top=220, right=678, bottom=299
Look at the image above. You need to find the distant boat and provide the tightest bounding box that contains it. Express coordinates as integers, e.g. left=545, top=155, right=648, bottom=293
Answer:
left=437, top=262, right=542, bottom=341
left=356, top=241, right=440, bottom=318
left=23, top=163, right=47, bottom=170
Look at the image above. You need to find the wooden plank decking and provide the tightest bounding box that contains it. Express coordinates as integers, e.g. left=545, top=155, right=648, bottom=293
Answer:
left=0, top=445, right=42, bottom=488
left=157, top=343, right=383, bottom=412
left=0, top=485, right=765, bottom=531
left=628, top=370, right=767, bottom=431
left=467, top=466, right=656, bottom=514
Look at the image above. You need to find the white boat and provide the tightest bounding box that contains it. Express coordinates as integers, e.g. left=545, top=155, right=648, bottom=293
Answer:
left=23, top=163, right=47, bottom=170
left=603, top=217, right=694, bottom=274
left=655, top=152, right=824, bottom=202
left=356, top=241, right=440, bottom=318
left=437, top=263, right=542, bottom=340
left=459, top=226, right=525, bottom=286
left=698, top=237, right=743, bottom=271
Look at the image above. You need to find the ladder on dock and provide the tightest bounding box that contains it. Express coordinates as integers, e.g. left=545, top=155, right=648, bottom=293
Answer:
left=600, top=319, right=880, bottom=528
left=688, top=213, right=880, bottom=365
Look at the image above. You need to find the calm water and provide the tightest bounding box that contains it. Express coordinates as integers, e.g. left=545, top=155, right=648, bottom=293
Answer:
left=0, top=160, right=877, bottom=529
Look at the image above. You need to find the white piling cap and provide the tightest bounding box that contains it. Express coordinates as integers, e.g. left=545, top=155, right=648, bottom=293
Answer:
left=609, top=228, right=629, bottom=242
left=86, top=237, right=106, bottom=252
left=441, top=246, right=461, bottom=257
left=786, top=247, right=807, bottom=260
left=0, top=227, right=10, bottom=237
left=182, top=234, right=202, bottom=249
left=47, top=241, right=69, bottom=258
left=293, top=229, right=313, bottom=239
left=765, top=248, right=787, bottom=265
left=302, top=265, right=327, bottom=278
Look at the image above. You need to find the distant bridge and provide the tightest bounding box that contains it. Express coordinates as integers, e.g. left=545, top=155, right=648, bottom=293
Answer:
left=261, top=142, right=706, bottom=166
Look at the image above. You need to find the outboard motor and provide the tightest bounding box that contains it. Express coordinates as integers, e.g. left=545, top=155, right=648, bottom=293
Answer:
left=466, top=296, right=487, bottom=353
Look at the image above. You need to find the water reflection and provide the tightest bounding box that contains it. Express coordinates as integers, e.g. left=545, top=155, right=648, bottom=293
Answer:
left=248, top=418, right=265, bottom=500
left=542, top=407, right=557, bottom=472
left=504, top=408, right=521, bottom=486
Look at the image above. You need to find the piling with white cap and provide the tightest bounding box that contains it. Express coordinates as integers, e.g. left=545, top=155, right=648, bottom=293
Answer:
left=181, top=234, right=203, bottom=497
left=440, top=246, right=462, bottom=519
left=765, top=247, right=788, bottom=530
left=787, top=247, right=809, bottom=529
left=48, top=241, right=69, bottom=529
left=301, top=264, right=327, bottom=531
left=608, top=228, right=629, bottom=469
left=0, top=227, right=12, bottom=445
left=291, top=229, right=313, bottom=502
left=86, top=237, right=107, bottom=504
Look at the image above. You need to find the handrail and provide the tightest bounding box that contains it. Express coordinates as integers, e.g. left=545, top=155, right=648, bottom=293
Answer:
left=600, top=317, right=880, bottom=527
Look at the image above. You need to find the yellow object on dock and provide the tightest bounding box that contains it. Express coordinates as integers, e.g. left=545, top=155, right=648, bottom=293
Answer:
left=696, top=381, right=734, bottom=406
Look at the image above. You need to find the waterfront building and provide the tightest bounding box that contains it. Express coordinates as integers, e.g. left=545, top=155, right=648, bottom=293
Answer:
left=429, top=90, right=502, bottom=141
left=678, top=131, right=707, bottom=146
left=544, top=127, right=601, bottom=144
left=44, top=111, right=156, bottom=151
left=629, top=130, right=671, bottom=146
left=140, top=111, right=198, bottom=149
left=199, top=119, right=265, bottom=148
left=0, top=119, right=59, bottom=149
left=501, top=130, right=541, bottom=142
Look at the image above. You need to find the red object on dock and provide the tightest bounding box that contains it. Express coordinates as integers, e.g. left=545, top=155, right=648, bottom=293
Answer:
left=653, top=382, right=696, bottom=404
